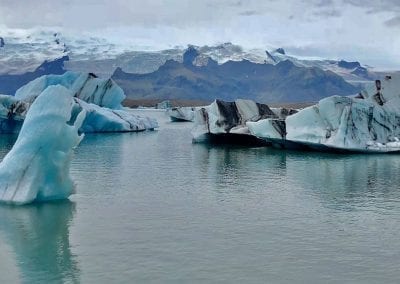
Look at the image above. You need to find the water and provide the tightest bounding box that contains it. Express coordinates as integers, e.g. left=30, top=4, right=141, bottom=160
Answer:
left=1, top=110, right=400, bottom=283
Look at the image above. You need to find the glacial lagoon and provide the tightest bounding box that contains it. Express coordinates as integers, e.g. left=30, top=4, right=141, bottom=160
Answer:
left=1, top=110, right=400, bottom=283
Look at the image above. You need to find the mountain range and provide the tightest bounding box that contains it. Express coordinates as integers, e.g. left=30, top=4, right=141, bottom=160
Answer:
left=0, top=30, right=389, bottom=81
left=111, top=47, right=359, bottom=104
left=0, top=30, right=397, bottom=103
left=0, top=56, right=67, bottom=96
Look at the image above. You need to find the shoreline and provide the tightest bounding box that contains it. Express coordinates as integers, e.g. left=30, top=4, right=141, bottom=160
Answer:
left=123, top=98, right=316, bottom=109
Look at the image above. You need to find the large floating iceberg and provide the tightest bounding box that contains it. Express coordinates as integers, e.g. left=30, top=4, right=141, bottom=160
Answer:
left=0, top=85, right=85, bottom=204
left=15, top=72, right=125, bottom=109
left=248, top=75, right=400, bottom=153
left=0, top=72, right=158, bottom=134
left=192, top=99, right=295, bottom=145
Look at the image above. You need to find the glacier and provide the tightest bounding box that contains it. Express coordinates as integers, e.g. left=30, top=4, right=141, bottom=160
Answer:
left=248, top=75, right=400, bottom=153
left=191, top=99, right=295, bottom=145
left=0, top=72, right=158, bottom=134
left=0, top=85, right=86, bottom=204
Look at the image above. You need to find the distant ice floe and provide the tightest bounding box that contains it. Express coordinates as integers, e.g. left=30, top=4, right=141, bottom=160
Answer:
left=248, top=75, right=400, bottom=153
left=167, top=107, right=196, bottom=122
left=0, top=72, right=158, bottom=134
left=0, top=86, right=85, bottom=204
left=191, top=99, right=295, bottom=146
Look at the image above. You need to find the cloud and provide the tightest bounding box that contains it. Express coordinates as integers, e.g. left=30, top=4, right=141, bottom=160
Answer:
left=385, top=16, right=400, bottom=27
left=315, top=0, right=334, bottom=8
left=343, top=0, right=400, bottom=29
left=0, top=0, right=396, bottom=29
left=344, top=0, right=400, bottom=13
left=313, top=9, right=342, bottom=18
left=239, top=10, right=261, bottom=16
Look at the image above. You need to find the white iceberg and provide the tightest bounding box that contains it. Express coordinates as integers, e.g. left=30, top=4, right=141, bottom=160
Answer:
left=167, top=107, right=196, bottom=122
left=248, top=75, right=400, bottom=153
left=0, top=85, right=86, bottom=204
left=191, top=99, right=289, bottom=145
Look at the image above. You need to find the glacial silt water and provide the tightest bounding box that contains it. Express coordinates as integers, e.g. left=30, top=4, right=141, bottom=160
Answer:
left=1, top=110, right=400, bottom=283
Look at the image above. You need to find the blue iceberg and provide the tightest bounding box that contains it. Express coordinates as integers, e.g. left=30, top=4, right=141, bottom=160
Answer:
left=75, top=99, right=157, bottom=132
left=0, top=85, right=86, bottom=204
left=0, top=72, right=158, bottom=134
left=15, top=72, right=125, bottom=109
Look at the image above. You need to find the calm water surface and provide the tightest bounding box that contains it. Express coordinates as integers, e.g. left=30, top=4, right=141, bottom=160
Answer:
left=1, top=110, right=400, bottom=283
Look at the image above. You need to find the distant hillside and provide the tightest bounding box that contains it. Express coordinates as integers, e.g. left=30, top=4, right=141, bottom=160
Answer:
left=0, top=56, right=68, bottom=96
left=112, top=48, right=360, bottom=104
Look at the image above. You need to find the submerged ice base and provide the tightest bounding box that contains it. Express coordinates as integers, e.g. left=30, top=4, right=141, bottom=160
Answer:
left=0, top=85, right=85, bottom=204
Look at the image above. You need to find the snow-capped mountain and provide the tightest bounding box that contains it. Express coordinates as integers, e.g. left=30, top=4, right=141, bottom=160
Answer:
left=264, top=48, right=375, bottom=84
left=0, top=29, right=394, bottom=84
left=0, top=31, right=66, bottom=75
left=0, top=30, right=137, bottom=76
left=111, top=47, right=360, bottom=104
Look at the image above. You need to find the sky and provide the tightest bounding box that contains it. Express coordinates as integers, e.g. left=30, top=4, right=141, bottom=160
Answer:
left=0, top=0, right=399, bottom=69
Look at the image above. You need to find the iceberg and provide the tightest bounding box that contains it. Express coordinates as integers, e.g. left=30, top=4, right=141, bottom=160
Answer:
left=0, top=72, right=158, bottom=134
left=167, top=107, right=196, bottom=122
left=248, top=75, right=400, bottom=153
left=15, top=72, right=125, bottom=109
left=0, top=85, right=85, bottom=204
left=75, top=99, right=157, bottom=132
left=192, top=99, right=294, bottom=145
left=0, top=95, right=29, bottom=133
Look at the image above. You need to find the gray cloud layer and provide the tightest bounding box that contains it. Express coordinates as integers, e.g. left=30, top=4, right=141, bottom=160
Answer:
left=1, top=0, right=398, bottom=28
left=0, top=0, right=399, bottom=68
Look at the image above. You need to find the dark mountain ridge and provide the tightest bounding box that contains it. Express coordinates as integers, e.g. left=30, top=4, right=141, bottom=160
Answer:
left=0, top=56, right=68, bottom=96
left=112, top=49, right=360, bottom=104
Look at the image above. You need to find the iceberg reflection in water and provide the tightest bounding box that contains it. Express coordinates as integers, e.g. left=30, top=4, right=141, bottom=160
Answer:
left=0, top=201, right=79, bottom=283
left=1, top=111, right=400, bottom=282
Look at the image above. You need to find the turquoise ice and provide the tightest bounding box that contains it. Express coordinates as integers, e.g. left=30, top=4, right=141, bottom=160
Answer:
left=0, top=85, right=86, bottom=204
left=0, top=72, right=158, bottom=134
left=15, top=72, right=125, bottom=109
